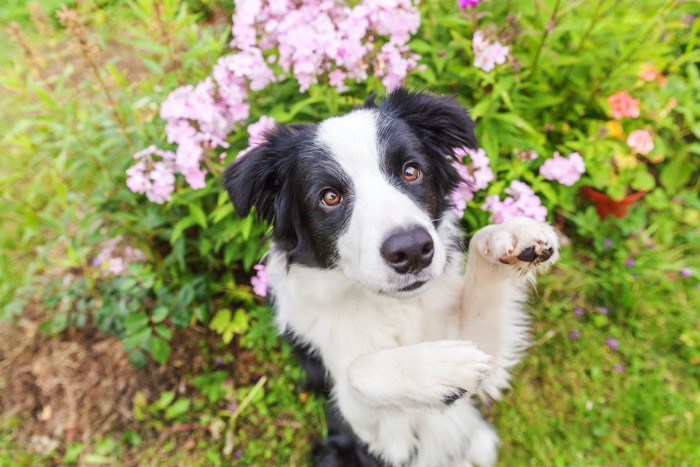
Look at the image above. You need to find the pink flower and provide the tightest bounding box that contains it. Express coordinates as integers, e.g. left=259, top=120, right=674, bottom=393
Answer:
left=473, top=31, right=509, bottom=72
left=626, top=129, right=654, bottom=155
left=608, top=91, right=640, bottom=119
left=638, top=63, right=666, bottom=85
left=606, top=338, right=619, bottom=351
left=251, top=264, right=269, bottom=297
left=514, top=149, right=539, bottom=161
left=238, top=116, right=277, bottom=158
left=93, top=238, right=145, bottom=276
left=482, top=181, right=548, bottom=223
left=451, top=147, right=494, bottom=216
left=247, top=116, right=277, bottom=148
left=539, top=151, right=586, bottom=186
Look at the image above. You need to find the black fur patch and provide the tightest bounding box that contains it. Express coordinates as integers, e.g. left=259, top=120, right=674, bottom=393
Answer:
left=442, top=387, right=467, bottom=406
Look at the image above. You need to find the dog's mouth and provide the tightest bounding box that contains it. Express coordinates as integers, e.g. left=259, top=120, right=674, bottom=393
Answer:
left=397, top=280, right=427, bottom=292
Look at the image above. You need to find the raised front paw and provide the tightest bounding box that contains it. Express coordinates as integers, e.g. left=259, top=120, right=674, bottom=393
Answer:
left=348, top=341, right=493, bottom=409
left=405, top=341, right=494, bottom=407
left=470, top=217, right=560, bottom=273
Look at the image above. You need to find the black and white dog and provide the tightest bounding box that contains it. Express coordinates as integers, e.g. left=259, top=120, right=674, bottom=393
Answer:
left=224, top=89, right=559, bottom=466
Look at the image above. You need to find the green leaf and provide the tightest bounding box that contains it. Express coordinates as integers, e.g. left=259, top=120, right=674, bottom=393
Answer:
left=209, top=309, right=232, bottom=333
left=155, top=391, right=176, bottom=410
left=122, top=327, right=152, bottom=350
left=189, top=203, right=208, bottom=228
left=151, top=306, right=169, bottom=324
left=631, top=170, right=655, bottom=192
left=170, top=216, right=197, bottom=244
left=124, top=312, right=149, bottom=333
left=230, top=308, right=250, bottom=334
left=155, top=324, right=173, bottom=340
left=165, top=398, right=191, bottom=420
left=660, top=155, right=693, bottom=192
left=148, top=337, right=171, bottom=364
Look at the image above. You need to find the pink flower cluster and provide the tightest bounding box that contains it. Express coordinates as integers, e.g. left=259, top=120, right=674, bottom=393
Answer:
left=539, top=151, right=586, bottom=186
left=451, top=147, right=494, bottom=216
left=472, top=31, right=509, bottom=72
left=129, top=0, right=423, bottom=203
left=232, top=0, right=421, bottom=92
left=626, top=129, right=654, bottom=155
left=483, top=181, right=548, bottom=223
left=607, top=91, right=640, bottom=119
left=92, top=237, right=145, bottom=276
left=126, top=146, right=178, bottom=204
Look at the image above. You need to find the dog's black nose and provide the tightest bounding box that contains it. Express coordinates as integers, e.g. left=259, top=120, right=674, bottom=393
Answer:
left=381, top=227, right=434, bottom=274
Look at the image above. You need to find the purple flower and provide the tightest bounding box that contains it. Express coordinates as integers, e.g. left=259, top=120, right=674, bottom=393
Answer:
left=215, top=358, right=224, bottom=366
left=606, top=338, right=619, bottom=351
left=458, top=0, right=481, bottom=8
left=573, top=308, right=584, bottom=317
left=613, top=364, right=625, bottom=372
left=227, top=401, right=239, bottom=412
left=568, top=330, right=581, bottom=340
left=539, top=151, right=586, bottom=186
left=603, top=239, right=613, bottom=250
left=680, top=268, right=691, bottom=278
left=625, top=257, right=635, bottom=267
left=597, top=306, right=609, bottom=315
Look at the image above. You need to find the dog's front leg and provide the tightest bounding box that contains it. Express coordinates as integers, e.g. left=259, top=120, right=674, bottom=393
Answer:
left=460, top=216, right=559, bottom=400
left=346, top=340, right=493, bottom=409
left=332, top=341, right=492, bottom=464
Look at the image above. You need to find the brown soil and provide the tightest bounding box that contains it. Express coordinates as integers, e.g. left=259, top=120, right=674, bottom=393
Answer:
left=0, top=306, right=222, bottom=460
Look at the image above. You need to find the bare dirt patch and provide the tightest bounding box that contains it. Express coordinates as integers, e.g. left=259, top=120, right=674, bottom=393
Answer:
left=0, top=307, right=219, bottom=459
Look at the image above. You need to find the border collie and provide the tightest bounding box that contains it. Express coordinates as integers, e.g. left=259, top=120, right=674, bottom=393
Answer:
left=224, top=89, right=559, bottom=466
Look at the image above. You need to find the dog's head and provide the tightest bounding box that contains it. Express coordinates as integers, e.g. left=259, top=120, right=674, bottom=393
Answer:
left=224, top=89, right=476, bottom=297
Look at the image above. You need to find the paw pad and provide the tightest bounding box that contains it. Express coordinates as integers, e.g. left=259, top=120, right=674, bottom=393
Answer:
left=499, top=241, right=555, bottom=267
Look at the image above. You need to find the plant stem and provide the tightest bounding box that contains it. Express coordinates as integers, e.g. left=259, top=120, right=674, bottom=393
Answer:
left=557, top=0, right=606, bottom=88
left=529, top=0, right=562, bottom=79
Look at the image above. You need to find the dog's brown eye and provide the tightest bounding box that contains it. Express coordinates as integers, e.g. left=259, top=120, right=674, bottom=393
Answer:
left=403, top=164, right=421, bottom=182
left=321, top=189, right=341, bottom=207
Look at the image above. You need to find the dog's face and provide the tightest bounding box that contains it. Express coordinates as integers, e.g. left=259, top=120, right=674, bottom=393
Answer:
left=224, top=89, right=476, bottom=297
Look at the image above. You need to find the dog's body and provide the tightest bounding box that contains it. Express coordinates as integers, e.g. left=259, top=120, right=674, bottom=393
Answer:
left=224, top=89, right=558, bottom=466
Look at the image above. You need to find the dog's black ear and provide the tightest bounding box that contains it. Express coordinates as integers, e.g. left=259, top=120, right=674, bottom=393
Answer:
left=381, top=87, right=477, bottom=155
left=223, top=124, right=316, bottom=260
left=222, top=137, right=279, bottom=224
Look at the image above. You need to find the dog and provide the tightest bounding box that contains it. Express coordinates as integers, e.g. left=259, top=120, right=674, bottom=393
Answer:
left=223, top=88, right=559, bottom=466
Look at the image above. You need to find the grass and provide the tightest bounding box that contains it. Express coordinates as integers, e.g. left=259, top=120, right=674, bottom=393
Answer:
left=1, top=1, right=699, bottom=465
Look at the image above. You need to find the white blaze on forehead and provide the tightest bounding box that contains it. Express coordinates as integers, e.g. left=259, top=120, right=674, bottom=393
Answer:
left=316, top=109, right=382, bottom=180
left=315, top=108, right=448, bottom=293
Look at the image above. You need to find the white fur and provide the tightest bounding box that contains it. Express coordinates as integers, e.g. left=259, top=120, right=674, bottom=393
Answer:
left=267, top=111, right=559, bottom=466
